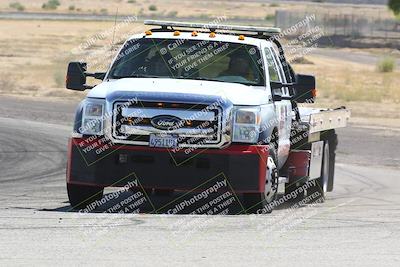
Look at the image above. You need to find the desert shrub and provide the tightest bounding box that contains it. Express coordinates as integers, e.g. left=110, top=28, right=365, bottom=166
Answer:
left=42, top=0, right=60, bottom=10
left=9, top=2, right=25, bottom=11
left=265, top=14, right=275, bottom=21
left=388, top=0, right=400, bottom=17
left=377, top=57, right=396, bottom=73
left=167, top=11, right=178, bottom=17
left=68, top=5, right=75, bottom=11
left=148, top=5, right=157, bottom=11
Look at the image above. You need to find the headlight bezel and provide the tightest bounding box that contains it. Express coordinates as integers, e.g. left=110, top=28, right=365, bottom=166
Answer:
left=80, top=98, right=105, bottom=135
left=232, top=106, right=261, bottom=144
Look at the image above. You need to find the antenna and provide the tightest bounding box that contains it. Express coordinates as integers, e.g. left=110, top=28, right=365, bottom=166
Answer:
left=105, top=8, right=119, bottom=74
left=111, top=8, right=118, bottom=48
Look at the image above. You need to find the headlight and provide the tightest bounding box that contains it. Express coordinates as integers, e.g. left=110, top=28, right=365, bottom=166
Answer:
left=232, top=107, right=261, bottom=143
left=80, top=99, right=105, bottom=135
left=85, top=103, right=103, bottom=117
left=236, top=110, right=257, bottom=124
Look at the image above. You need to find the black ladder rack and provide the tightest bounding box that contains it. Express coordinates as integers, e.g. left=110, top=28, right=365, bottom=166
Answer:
left=144, top=20, right=281, bottom=36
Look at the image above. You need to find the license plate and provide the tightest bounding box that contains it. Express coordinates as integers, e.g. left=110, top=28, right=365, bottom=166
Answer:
left=149, top=134, right=178, bottom=148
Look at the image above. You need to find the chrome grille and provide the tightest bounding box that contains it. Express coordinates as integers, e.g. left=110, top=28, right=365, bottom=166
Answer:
left=111, top=101, right=224, bottom=148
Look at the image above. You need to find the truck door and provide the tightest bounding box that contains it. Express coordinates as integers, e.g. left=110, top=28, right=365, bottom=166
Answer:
left=264, top=47, right=292, bottom=166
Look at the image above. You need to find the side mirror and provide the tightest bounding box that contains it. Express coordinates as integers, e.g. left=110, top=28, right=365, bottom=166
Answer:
left=270, top=81, right=294, bottom=101
left=294, top=74, right=316, bottom=103
left=66, top=62, right=87, bottom=91
left=270, top=81, right=283, bottom=90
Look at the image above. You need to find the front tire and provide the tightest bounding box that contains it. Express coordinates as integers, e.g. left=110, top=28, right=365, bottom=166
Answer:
left=243, top=147, right=279, bottom=214
left=67, top=183, right=104, bottom=209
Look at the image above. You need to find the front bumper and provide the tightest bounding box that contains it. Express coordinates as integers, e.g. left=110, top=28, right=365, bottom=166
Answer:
left=67, top=137, right=268, bottom=193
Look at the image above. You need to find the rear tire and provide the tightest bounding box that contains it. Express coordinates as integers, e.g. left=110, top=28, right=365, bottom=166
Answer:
left=67, top=183, right=104, bottom=210
left=243, top=147, right=279, bottom=214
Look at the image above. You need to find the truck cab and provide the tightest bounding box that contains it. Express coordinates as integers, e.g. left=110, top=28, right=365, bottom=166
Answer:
left=65, top=21, right=349, bottom=214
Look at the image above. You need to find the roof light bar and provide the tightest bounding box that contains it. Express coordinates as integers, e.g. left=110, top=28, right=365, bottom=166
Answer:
left=144, top=20, right=281, bottom=35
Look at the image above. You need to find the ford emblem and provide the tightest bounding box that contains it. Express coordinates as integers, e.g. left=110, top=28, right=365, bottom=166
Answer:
left=150, top=115, right=182, bottom=130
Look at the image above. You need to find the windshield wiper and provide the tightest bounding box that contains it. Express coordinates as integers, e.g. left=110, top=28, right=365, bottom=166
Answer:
left=111, top=74, right=161, bottom=79
left=173, top=76, right=224, bottom=83
left=174, top=76, right=258, bottom=86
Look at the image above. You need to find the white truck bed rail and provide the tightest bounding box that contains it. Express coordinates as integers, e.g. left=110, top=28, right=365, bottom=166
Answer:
left=299, top=107, right=351, bottom=134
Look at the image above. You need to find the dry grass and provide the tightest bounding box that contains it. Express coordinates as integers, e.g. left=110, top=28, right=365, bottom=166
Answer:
left=0, top=19, right=146, bottom=98
left=0, top=0, right=395, bottom=20
left=293, top=55, right=400, bottom=103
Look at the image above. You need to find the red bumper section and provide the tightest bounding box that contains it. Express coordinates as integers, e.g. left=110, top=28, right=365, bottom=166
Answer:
left=67, top=137, right=269, bottom=193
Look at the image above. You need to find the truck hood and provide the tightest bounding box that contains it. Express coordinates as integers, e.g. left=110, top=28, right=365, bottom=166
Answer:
left=87, top=78, right=269, bottom=106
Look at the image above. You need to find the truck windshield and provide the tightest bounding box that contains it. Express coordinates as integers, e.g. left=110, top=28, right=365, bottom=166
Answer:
left=108, top=38, right=265, bottom=86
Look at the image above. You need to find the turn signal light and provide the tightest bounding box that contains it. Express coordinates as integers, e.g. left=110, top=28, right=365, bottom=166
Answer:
left=312, top=88, right=317, bottom=97
left=209, top=32, right=216, bottom=38
left=145, top=30, right=152, bottom=35
left=238, top=35, right=245, bottom=40
left=191, top=31, right=198, bottom=37
left=174, top=31, right=181, bottom=36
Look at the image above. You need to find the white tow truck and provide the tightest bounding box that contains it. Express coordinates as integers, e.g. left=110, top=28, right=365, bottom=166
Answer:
left=65, top=20, right=350, bottom=213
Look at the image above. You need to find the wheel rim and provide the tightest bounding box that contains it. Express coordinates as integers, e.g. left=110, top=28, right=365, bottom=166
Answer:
left=265, top=155, right=278, bottom=203
left=322, top=143, right=330, bottom=193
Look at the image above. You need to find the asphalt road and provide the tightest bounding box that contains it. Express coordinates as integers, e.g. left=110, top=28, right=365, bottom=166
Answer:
left=0, top=96, right=400, bottom=266
left=311, top=48, right=400, bottom=69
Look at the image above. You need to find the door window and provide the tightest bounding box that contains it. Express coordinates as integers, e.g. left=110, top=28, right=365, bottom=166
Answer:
left=264, top=48, right=283, bottom=95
